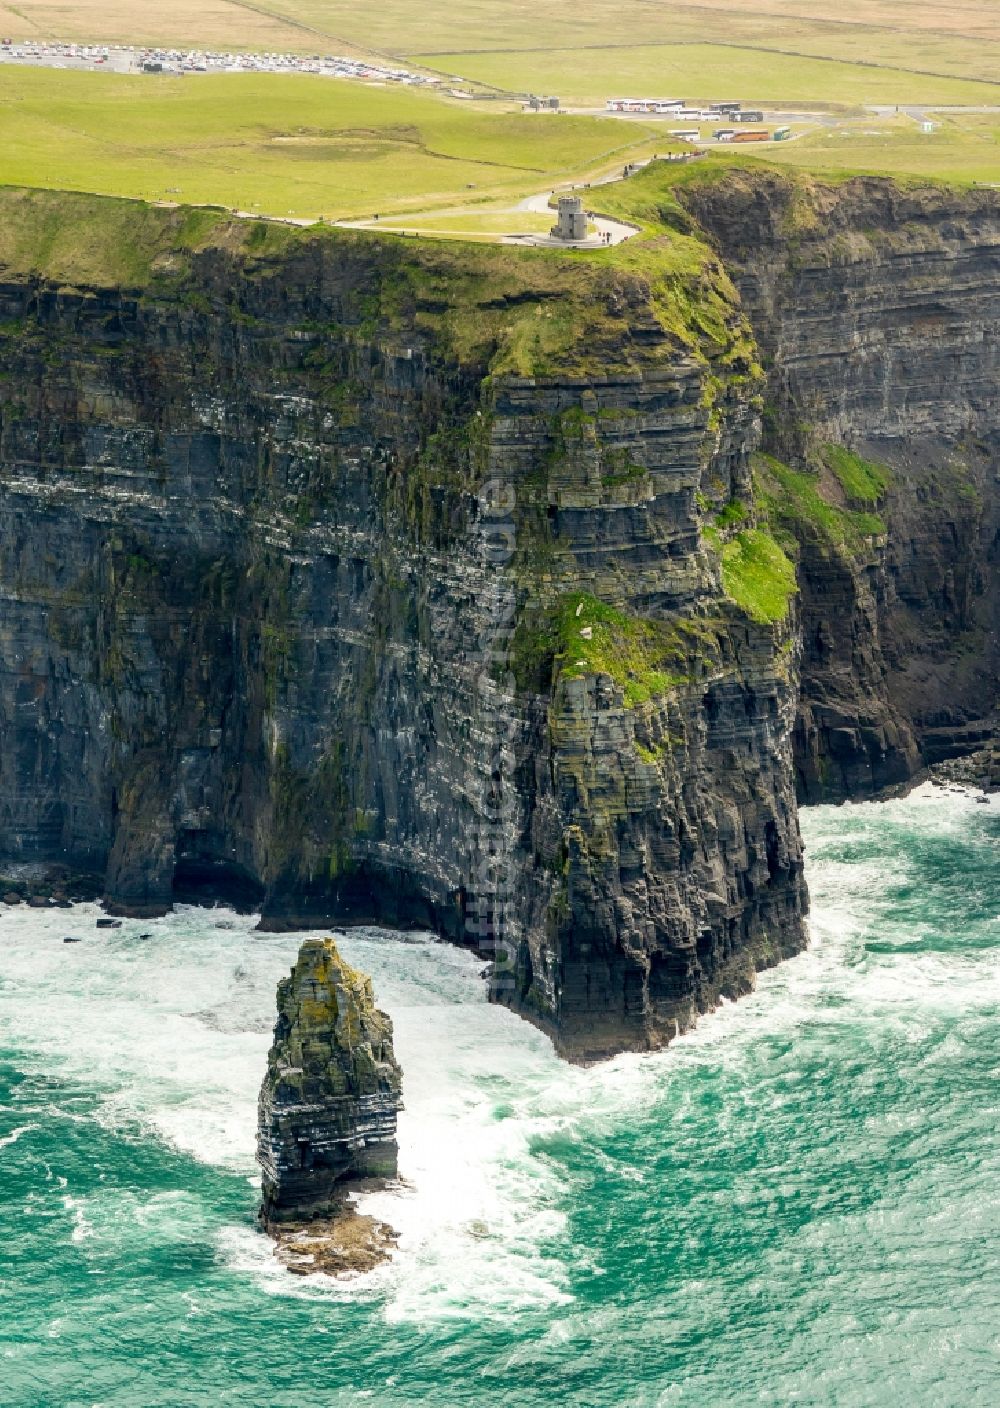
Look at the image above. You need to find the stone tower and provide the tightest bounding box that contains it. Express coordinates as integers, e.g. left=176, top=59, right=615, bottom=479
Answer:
left=551, top=195, right=588, bottom=241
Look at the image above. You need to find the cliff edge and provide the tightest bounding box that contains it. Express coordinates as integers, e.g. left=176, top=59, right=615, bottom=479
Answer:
left=0, top=169, right=996, bottom=1058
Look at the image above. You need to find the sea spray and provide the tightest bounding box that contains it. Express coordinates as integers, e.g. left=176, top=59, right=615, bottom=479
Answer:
left=0, top=784, right=998, bottom=1404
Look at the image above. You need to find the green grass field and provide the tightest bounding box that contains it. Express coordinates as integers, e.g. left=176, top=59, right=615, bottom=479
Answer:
left=0, top=0, right=314, bottom=51
left=414, top=43, right=1000, bottom=109
left=0, top=69, right=663, bottom=221
left=257, top=0, right=1000, bottom=94
left=759, top=113, right=1000, bottom=186
left=0, top=1, right=997, bottom=218
left=5, top=0, right=1000, bottom=89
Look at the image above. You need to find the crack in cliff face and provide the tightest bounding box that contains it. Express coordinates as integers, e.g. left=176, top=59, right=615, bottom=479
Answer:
left=0, top=172, right=996, bottom=1058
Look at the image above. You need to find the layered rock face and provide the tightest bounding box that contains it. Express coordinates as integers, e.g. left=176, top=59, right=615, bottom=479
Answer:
left=257, top=937, right=402, bottom=1223
left=680, top=172, right=1000, bottom=801
left=0, top=193, right=807, bottom=1059
left=1, top=174, right=995, bottom=1058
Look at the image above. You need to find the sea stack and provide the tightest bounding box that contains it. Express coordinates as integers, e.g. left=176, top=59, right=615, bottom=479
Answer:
left=257, top=937, right=403, bottom=1227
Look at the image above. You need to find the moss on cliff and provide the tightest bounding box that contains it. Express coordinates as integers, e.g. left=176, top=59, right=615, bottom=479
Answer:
left=822, top=445, right=891, bottom=507
left=514, top=593, right=712, bottom=708
left=716, top=528, right=798, bottom=626
left=699, top=441, right=892, bottom=626
left=699, top=450, right=890, bottom=629
left=755, top=453, right=886, bottom=554
left=556, top=595, right=691, bottom=705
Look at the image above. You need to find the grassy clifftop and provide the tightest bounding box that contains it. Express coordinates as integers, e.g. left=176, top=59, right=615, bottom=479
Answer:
left=0, top=67, right=662, bottom=224
left=3, top=161, right=990, bottom=370
left=0, top=180, right=753, bottom=380
left=0, top=188, right=247, bottom=286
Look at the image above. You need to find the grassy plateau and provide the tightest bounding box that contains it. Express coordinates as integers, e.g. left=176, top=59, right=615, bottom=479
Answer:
left=7, top=0, right=998, bottom=89
left=414, top=43, right=1000, bottom=109
left=0, top=68, right=663, bottom=221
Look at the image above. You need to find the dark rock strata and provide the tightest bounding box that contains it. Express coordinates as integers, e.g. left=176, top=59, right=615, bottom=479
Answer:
left=0, top=201, right=808, bottom=1060
left=679, top=171, right=1000, bottom=802
left=257, top=936, right=402, bottom=1224
left=0, top=175, right=996, bottom=1058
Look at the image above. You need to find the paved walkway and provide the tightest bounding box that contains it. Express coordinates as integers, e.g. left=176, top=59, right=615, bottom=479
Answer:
left=331, top=166, right=653, bottom=247
left=162, top=156, right=685, bottom=247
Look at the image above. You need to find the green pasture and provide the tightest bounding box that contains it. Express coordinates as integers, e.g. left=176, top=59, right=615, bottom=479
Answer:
left=414, top=43, right=1000, bottom=109
left=8, top=0, right=1000, bottom=90
left=0, top=68, right=662, bottom=220
left=244, top=1, right=1000, bottom=88
left=761, top=113, right=1000, bottom=187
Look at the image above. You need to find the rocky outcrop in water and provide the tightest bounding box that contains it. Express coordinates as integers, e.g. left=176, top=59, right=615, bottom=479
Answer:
left=257, top=937, right=402, bottom=1225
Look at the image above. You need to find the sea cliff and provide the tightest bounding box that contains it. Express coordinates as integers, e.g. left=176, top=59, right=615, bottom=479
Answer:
left=678, top=169, right=1000, bottom=800
left=0, top=169, right=995, bottom=1057
left=258, top=936, right=402, bottom=1223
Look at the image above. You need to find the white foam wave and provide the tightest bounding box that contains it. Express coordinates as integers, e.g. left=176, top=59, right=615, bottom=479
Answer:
left=0, top=1122, right=39, bottom=1149
left=0, top=905, right=581, bottom=1316
left=214, top=1222, right=390, bottom=1303
left=62, top=1193, right=94, bottom=1244
left=1, top=781, right=996, bottom=1323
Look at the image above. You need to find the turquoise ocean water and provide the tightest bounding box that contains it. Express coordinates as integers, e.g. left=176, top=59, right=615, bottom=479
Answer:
left=1, top=783, right=998, bottom=1406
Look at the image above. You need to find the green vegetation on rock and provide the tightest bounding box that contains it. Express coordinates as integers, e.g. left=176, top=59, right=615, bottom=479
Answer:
left=716, top=528, right=798, bottom=626
left=755, top=452, right=886, bottom=555
left=700, top=442, right=892, bottom=625
left=258, top=936, right=402, bottom=1224
left=514, top=593, right=702, bottom=708
left=822, top=445, right=891, bottom=506
left=714, top=499, right=748, bottom=530
left=589, top=168, right=760, bottom=365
